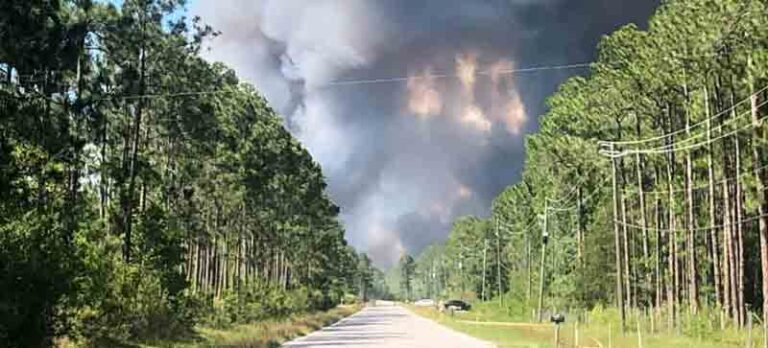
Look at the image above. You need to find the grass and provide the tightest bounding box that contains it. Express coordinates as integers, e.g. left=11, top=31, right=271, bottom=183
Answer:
left=408, top=301, right=767, bottom=348
left=143, top=305, right=361, bottom=348
left=408, top=303, right=554, bottom=348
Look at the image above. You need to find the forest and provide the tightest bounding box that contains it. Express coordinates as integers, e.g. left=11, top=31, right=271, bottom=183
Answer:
left=401, top=0, right=768, bottom=338
left=6, top=0, right=768, bottom=346
left=0, top=1, right=371, bottom=347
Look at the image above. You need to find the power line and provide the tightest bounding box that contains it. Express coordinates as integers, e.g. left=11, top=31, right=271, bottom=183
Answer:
left=4, top=61, right=593, bottom=101
left=99, top=89, right=238, bottom=101
left=621, top=161, right=768, bottom=196
left=615, top=212, right=768, bottom=233
left=640, top=103, right=758, bottom=152
left=631, top=120, right=758, bottom=156
left=485, top=62, right=591, bottom=75
left=498, top=174, right=611, bottom=238
left=601, top=102, right=767, bottom=158
left=325, top=62, right=591, bottom=87
left=598, top=84, right=768, bottom=148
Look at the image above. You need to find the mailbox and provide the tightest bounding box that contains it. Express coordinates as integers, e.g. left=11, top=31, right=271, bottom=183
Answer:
left=550, top=313, right=565, bottom=325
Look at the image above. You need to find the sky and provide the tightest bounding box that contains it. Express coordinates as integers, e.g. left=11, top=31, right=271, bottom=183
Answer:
left=190, top=0, right=660, bottom=268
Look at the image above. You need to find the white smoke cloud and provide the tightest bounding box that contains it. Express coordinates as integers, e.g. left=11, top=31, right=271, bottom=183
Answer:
left=259, top=0, right=383, bottom=89
left=194, top=0, right=387, bottom=172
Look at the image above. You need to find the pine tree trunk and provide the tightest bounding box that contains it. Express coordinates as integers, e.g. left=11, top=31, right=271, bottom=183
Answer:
left=723, top=179, right=734, bottom=320
left=221, top=232, right=228, bottom=296
left=190, top=241, right=199, bottom=293
left=621, top=195, right=633, bottom=307
left=726, top=178, right=739, bottom=325
left=735, top=135, right=745, bottom=326
left=665, top=106, right=678, bottom=326
left=203, top=242, right=210, bottom=293
left=197, top=242, right=204, bottom=293
left=121, top=11, right=148, bottom=263
left=705, top=87, right=722, bottom=309
left=685, top=105, right=699, bottom=313
left=100, top=117, right=109, bottom=226
left=655, top=191, right=663, bottom=310
left=211, top=235, right=218, bottom=296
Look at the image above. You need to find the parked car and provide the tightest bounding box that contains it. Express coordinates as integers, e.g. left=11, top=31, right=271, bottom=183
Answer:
left=414, top=299, right=435, bottom=307
left=443, top=299, right=471, bottom=311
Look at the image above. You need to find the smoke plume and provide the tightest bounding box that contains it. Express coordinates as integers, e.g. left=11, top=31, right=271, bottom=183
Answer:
left=192, top=0, right=659, bottom=267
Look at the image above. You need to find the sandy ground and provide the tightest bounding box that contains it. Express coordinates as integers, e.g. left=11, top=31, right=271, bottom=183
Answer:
left=282, top=301, right=494, bottom=348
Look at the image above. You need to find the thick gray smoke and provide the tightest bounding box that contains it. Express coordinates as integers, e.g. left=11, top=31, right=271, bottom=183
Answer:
left=192, top=0, right=659, bottom=268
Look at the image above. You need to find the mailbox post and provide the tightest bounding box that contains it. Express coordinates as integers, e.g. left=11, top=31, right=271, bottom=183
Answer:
left=550, top=313, right=565, bottom=347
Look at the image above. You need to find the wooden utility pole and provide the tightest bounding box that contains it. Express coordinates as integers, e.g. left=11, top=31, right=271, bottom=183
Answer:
left=748, top=60, right=768, bottom=330
left=735, top=121, right=746, bottom=326
left=496, top=219, right=503, bottom=307
left=431, top=259, right=437, bottom=300
left=526, top=231, right=532, bottom=303
left=610, top=145, right=626, bottom=329
left=459, top=248, right=465, bottom=299
left=482, top=238, right=488, bottom=301
left=576, top=186, right=584, bottom=266
left=537, top=204, right=548, bottom=322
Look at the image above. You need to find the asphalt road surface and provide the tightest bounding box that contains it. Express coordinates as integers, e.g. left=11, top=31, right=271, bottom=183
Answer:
left=282, top=301, right=494, bottom=348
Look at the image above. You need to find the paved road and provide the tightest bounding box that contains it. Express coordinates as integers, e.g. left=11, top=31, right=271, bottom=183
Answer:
left=283, top=302, right=494, bottom=348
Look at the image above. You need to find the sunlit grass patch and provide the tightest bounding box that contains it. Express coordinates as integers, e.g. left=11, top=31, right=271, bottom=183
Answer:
left=408, top=304, right=551, bottom=348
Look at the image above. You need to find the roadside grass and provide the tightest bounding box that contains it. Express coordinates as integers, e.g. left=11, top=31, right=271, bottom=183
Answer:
left=408, top=304, right=552, bottom=348
left=141, top=305, right=361, bottom=348
left=408, top=302, right=766, bottom=348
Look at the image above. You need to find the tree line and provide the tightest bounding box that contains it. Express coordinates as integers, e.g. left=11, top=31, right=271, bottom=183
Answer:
left=408, top=0, right=768, bottom=333
left=0, top=1, right=364, bottom=346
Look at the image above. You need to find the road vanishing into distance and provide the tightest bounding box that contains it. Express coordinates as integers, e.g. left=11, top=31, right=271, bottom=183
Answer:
left=283, top=301, right=494, bottom=348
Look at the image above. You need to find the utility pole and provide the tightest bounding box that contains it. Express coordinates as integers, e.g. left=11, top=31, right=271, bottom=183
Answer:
left=526, top=230, right=532, bottom=304
left=459, top=246, right=464, bottom=299
left=537, top=203, right=549, bottom=322
left=576, top=186, right=584, bottom=267
left=431, top=259, right=436, bottom=300
left=482, top=238, right=488, bottom=301
left=609, top=144, right=626, bottom=330
left=496, top=218, right=503, bottom=307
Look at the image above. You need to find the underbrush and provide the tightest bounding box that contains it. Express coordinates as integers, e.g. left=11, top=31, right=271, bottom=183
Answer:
left=196, top=284, right=337, bottom=329
left=164, top=305, right=361, bottom=348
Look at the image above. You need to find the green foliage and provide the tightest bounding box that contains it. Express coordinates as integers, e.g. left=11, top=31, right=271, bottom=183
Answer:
left=398, top=253, right=416, bottom=301
left=200, top=284, right=317, bottom=329
left=404, top=216, right=507, bottom=303
left=0, top=211, right=75, bottom=347
left=71, top=264, right=198, bottom=344
left=0, top=0, right=357, bottom=346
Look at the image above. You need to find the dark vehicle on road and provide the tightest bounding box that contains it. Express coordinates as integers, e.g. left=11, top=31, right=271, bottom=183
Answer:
left=443, top=299, right=471, bottom=311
